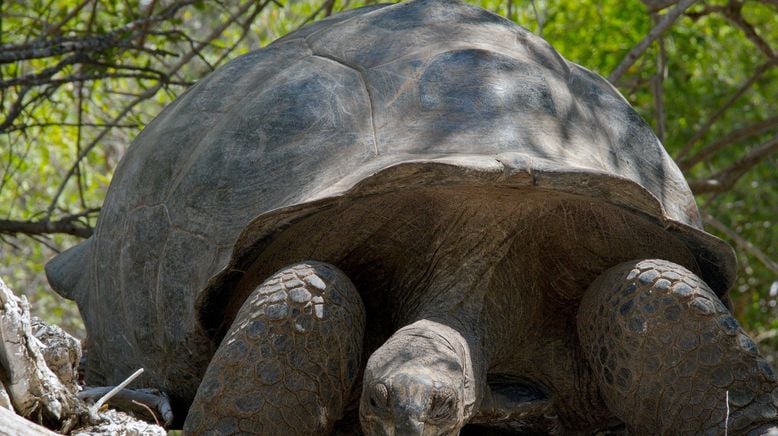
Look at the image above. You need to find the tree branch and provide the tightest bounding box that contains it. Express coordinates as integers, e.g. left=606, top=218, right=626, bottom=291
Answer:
left=0, top=86, right=31, bottom=132
left=722, top=1, right=775, bottom=60
left=679, top=115, right=778, bottom=170
left=45, top=0, right=262, bottom=219
left=0, top=53, right=86, bottom=89
left=703, top=212, right=778, bottom=275
left=642, top=0, right=681, bottom=12
left=651, top=11, right=667, bottom=141
left=3, top=122, right=138, bottom=133
left=609, top=0, right=697, bottom=83
left=43, top=0, right=94, bottom=37
left=676, top=60, right=775, bottom=159
left=0, top=210, right=98, bottom=238
left=688, top=134, right=778, bottom=193
left=0, top=0, right=197, bottom=64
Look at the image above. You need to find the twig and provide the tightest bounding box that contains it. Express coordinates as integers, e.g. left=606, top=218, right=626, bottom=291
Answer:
left=688, top=134, right=778, bottom=194
left=131, top=400, right=159, bottom=426
left=609, top=0, right=696, bottom=83
left=76, top=78, right=87, bottom=210
left=45, top=0, right=259, bottom=220
left=651, top=11, right=667, bottom=141
left=3, top=122, right=138, bottom=133
left=755, top=329, right=778, bottom=343
left=0, top=86, right=31, bottom=132
left=531, top=0, right=544, bottom=36
left=299, top=0, right=337, bottom=27
left=0, top=1, right=197, bottom=63
left=643, top=0, right=682, bottom=12
left=89, top=368, right=144, bottom=418
left=28, top=234, right=61, bottom=253
left=209, top=0, right=269, bottom=68
left=676, top=60, right=775, bottom=159
left=722, top=1, right=775, bottom=60
left=685, top=3, right=724, bottom=20
left=0, top=53, right=87, bottom=89
left=680, top=115, right=778, bottom=170
left=44, top=0, right=93, bottom=36
left=703, top=212, right=778, bottom=275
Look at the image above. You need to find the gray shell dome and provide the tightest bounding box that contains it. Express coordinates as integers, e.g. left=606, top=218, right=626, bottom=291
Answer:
left=46, top=0, right=736, bottom=413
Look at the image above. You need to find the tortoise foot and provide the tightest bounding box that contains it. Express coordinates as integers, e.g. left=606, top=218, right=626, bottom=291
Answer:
left=578, top=259, right=778, bottom=434
left=184, top=261, right=365, bottom=435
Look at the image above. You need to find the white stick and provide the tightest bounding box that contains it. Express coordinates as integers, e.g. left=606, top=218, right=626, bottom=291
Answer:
left=90, top=368, right=145, bottom=416
left=725, top=390, right=730, bottom=436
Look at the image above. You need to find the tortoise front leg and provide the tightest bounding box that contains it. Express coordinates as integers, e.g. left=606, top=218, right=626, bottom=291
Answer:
left=578, top=259, right=778, bottom=434
left=184, top=261, right=365, bottom=435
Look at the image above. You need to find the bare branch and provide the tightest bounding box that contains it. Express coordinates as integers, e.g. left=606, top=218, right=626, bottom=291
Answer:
left=3, top=122, right=138, bottom=133
left=0, top=87, right=31, bottom=132
left=299, top=0, right=337, bottom=27
left=722, top=1, right=775, bottom=59
left=210, top=0, right=269, bottom=68
left=0, top=0, right=197, bottom=63
left=89, top=368, right=145, bottom=420
left=684, top=3, right=725, bottom=20
left=642, top=0, right=681, bottom=12
left=676, top=60, right=775, bottom=159
left=0, top=53, right=86, bottom=89
left=651, top=12, right=667, bottom=141
left=43, top=0, right=94, bottom=36
left=0, top=71, right=163, bottom=90
left=680, top=115, right=778, bottom=170
left=531, top=0, right=545, bottom=36
left=688, top=134, right=778, bottom=193
left=0, top=210, right=98, bottom=238
left=45, top=0, right=263, bottom=219
left=609, top=0, right=697, bottom=83
left=703, top=212, right=778, bottom=275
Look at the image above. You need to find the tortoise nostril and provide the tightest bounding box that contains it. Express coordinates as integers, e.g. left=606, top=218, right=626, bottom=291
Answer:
left=394, top=417, right=425, bottom=435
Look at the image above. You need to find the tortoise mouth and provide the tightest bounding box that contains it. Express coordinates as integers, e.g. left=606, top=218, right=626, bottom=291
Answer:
left=197, top=158, right=735, bottom=341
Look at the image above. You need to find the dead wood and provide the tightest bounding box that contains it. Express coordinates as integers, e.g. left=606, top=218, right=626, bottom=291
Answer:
left=0, top=405, right=60, bottom=436
left=0, top=278, right=76, bottom=428
left=0, top=278, right=170, bottom=434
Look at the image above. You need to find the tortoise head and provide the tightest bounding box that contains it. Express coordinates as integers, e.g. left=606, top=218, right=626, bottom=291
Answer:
left=359, top=320, right=476, bottom=436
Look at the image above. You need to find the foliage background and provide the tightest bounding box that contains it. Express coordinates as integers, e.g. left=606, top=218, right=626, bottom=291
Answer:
left=1, top=0, right=776, bottom=355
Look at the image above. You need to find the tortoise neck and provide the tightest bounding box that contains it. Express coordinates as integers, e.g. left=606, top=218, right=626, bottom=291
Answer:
left=394, top=228, right=512, bottom=416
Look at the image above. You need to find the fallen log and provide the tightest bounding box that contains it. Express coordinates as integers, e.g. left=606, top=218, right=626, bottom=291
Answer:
left=0, top=403, right=59, bottom=436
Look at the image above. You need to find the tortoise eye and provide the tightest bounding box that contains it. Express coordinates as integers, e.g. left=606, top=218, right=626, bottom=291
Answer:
left=427, top=389, right=457, bottom=423
left=369, top=382, right=390, bottom=410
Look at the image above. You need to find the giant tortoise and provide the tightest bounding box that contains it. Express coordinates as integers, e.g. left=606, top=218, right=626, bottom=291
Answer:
left=46, top=0, right=778, bottom=433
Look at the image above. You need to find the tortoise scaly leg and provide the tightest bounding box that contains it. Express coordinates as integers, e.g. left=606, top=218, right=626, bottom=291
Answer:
left=184, top=261, right=365, bottom=434
left=578, top=259, right=778, bottom=434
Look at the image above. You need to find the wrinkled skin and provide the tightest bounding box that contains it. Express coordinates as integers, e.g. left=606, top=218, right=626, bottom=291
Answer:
left=360, top=321, right=471, bottom=435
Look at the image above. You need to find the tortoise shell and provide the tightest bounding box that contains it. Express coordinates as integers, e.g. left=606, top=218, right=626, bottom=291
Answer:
left=46, top=0, right=735, bottom=415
